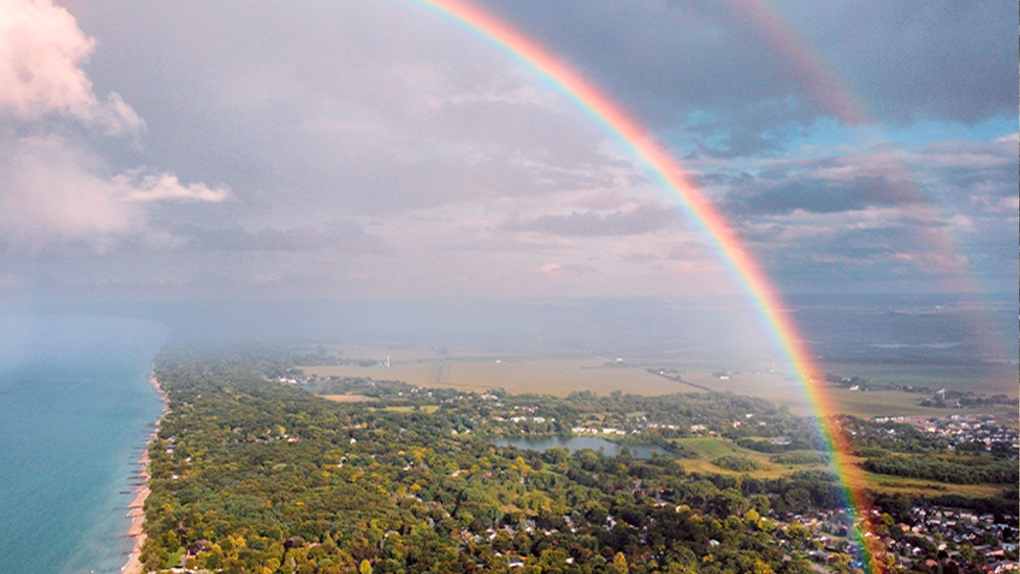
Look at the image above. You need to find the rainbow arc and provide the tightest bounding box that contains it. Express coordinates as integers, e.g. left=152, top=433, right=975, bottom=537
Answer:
left=405, top=1, right=900, bottom=571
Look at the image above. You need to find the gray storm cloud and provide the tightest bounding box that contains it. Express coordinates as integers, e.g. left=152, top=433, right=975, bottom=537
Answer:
left=504, top=203, right=680, bottom=236
left=0, top=0, right=1015, bottom=298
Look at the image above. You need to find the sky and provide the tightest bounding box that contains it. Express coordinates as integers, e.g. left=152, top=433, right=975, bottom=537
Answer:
left=1, top=0, right=1017, bottom=304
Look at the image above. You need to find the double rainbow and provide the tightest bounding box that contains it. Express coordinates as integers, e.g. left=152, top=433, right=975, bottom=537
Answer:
left=408, top=0, right=883, bottom=571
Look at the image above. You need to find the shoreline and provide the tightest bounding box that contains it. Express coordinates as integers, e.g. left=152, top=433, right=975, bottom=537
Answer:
left=122, top=373, right=168, bottom=574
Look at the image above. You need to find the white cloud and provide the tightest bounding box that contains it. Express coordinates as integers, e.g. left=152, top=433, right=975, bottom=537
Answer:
left=0, top=135, right=228, bottom=253
left=0, top=0, right=144, bottom=133
left=117, top=172, right=230, bottom=203
left=0, top=135, right=141, bottom=251
left=0, top=0, right=226, bottom=256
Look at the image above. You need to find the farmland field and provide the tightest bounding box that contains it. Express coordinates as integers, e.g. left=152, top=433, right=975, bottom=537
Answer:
left=300, top=347, right=1018, bottom=418
left=818, top=361, right=1018, bottom=395
left=303, top=355, right=686, bottom=397
left=306, top=350, right=1014, bottom=497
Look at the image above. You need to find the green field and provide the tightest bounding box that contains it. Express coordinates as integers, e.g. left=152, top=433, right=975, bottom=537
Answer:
left=670, top=436, right=1008, bottom=498
left=675, top=437, right=743, bottom=458
left=321, top=394, right=377, bottom=403
left=670, top=437, right=826, bottom=479
left=379, top=405, right=440, bottom=414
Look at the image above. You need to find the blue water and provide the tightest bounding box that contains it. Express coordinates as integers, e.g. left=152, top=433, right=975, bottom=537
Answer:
left=0, top=315, right=165, bottom=574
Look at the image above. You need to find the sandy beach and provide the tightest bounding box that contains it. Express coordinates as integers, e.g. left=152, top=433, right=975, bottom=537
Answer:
left=122, top=374, right=168, bottom=574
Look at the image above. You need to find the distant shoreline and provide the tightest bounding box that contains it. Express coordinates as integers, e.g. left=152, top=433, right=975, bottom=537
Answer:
left=122, top=373, right=168, bottom=574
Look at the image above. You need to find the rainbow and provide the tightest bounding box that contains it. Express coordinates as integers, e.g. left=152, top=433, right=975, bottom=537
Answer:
left=406, top=0, right=885, bottom=571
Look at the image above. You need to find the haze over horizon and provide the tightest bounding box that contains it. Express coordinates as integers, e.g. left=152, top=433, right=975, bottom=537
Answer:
left=1, top=0, right=1016, bottom=325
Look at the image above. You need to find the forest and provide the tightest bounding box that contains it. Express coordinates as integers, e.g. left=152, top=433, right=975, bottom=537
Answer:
left=139, top=348, right=1017, bottom=574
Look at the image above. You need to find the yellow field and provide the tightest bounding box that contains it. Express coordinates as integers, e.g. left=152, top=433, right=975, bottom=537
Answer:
left=301, top=348, right=1018, bottom=418
left=303, top=358, right=686, bottom=397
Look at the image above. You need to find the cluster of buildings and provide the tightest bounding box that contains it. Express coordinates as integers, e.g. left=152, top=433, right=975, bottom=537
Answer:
left=910, top=415, right=1020, bottom=452
left=772, top=505, right=1018, bottom=574
left=883, top=506, right=1018, bottom=573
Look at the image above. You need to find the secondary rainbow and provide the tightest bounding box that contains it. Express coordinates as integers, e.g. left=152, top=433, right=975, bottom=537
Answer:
left=406, top=0, right=884, bottom=571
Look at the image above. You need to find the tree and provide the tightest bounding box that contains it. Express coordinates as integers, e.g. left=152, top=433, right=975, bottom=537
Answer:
left=611, top=551, right=630, bottom=574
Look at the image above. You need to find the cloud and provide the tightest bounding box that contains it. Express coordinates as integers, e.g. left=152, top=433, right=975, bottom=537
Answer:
left=0, top=134, right=228, bottom=254
left=0, top=0, right=143, bottom=134
left=505, top=203, right=680, bottom=236
left=1, top=0, right=1014, bottom=298
left=0, top=0, right=228, bottom=256
left=0, top=135, right=140, bottom=251
left=480, top=0, right=1016, bottom=136
left=914, top=137, right=1019, bottom=206
left=722, top=175, right=919, bottom=215
left=117, top=172, right=229, bottom=203
left=756, top=222, right=973, bottom=284
left=176, top=223, right=385, bottom=254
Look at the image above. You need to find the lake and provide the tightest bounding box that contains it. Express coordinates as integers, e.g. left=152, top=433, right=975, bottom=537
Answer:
left=0, top=314, right=166, bottom=574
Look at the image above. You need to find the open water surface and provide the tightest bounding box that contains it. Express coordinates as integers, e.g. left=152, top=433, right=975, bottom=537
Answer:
left=0, top=293, right=1013, bottom=573
left=0, top=315, right=165, bottom=574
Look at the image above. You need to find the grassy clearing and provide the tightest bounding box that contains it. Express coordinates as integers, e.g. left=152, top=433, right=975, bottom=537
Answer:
left=670, top=438, right=1007, bottom=496
left=674, top=437, right=741, bottom=458
left=321, top=394, right=377, bottom=403
left=379, top=405, right=440, bottom=414
left=838, top=454, right=1007, bottom=498
left=671, top=437, right=828, bottom=479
